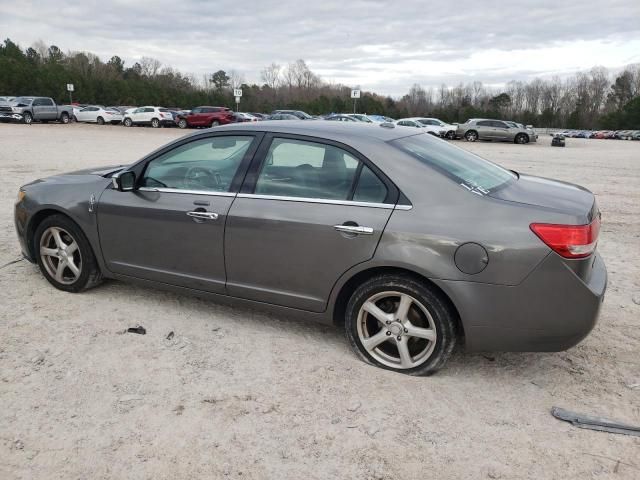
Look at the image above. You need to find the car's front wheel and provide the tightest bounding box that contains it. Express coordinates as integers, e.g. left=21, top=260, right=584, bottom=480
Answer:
left=210, top=120, right=220, bottom=127
left=151, top=118, right=160, bottom=128
left=60, top=112, right=70, bottom=124
left=123, top=118, right=133, bottom=127
left=23, top=112, right=33, bottom=125
left=464, top=130, right=478, bottom=142
left=515, top=133, right=529, bottom=144
left=34, top=215, right=102, bottom=293
left=345, top=274, right=457, bottom=375
left=446, top=130, right=456, bottom=140
left=178, top=118, right=188, bottom=129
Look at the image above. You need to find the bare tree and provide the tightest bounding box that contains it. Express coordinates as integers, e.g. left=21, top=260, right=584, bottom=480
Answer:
left=261, top=63, right=281, bottom=89
left=140, top=57, right=161, bottom=77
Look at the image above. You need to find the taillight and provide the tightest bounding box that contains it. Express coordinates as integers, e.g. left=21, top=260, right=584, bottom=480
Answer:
left=530, top=216, right=600, bottom=259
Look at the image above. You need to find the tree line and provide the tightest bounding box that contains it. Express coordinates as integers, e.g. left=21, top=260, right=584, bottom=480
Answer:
left=1, top=38, right=638, bottom=129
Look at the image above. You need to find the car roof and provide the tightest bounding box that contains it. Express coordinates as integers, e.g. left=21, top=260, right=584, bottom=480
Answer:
left=192, top=120, right=414, bottom=142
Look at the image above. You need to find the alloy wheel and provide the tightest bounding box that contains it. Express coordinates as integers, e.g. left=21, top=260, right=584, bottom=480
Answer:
left=39, top=226, right=82, bottom=285
left=465, top=131, right=477, bottom=142
left=357, top=291, right=437, bottom=369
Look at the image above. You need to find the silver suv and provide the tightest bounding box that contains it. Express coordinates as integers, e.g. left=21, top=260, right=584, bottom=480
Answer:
left=456, top=119, right=537, bottom=144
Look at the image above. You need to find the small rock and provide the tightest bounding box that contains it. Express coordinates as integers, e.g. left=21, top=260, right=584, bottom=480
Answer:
left=173, top=405, right=184, bottom=415
left=166, top=331, right=175, bottom=340
left=13, top=439, right=24, bottom=450
left=31, top=354, right=44, bottom=365
left=632, top=294, right=640, bottom=306
left=347, top=401, right=361, bottom=412
left=625, top=382, right=640, bottom=390
left=331, top=417, right=341, bottom=425
left=366, top=425, right=379, bottom=437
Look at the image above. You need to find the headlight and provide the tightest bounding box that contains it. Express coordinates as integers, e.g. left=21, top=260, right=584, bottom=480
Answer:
left=17, top=189, right=26, bottom=203
left=11, top=107, right=21, bottom=113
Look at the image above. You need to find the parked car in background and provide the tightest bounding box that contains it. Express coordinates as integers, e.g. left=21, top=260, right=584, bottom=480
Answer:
left=343, top=114, right=373, bottom=123
left=15, top=121, right=606, bottom=375
left=249, top=113, right=267, bottom=120
left=267, top=113, right=301, bottom=120
left=271, top=109, right=314, bottom=120
left=75, top=106, right=124, bottom=125
left=175, top=106, right=233, bottom=129
left=0, top=96, right=73, bottom=124
left=122, top=106, right=175, bottom=128
left=233, top=112, right=259, bottom=123
left=456, top=119, right=537, bottom=144
left=395, top=118, right=444, bottom=137
left=325, top=114, right=359, bottom=122
left=0, top=96, right=16, bottom=103
left=416, top=118, right=458, bottom=139
left=367, top=114, right=396, bottom=123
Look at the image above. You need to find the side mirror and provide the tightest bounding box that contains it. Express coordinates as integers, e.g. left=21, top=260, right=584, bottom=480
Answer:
left=112, top=171, right=136, bottom=191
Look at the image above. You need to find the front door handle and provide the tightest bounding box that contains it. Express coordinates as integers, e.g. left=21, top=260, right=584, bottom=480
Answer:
left=186, top=211, right=219, bottom=221
left=333, top=225, right=374, bottom=235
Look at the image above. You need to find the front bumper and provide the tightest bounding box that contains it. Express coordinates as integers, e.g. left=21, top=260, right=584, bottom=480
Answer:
left=437, top=251, right=607, bottom=352
left=0, top=112, right=23, bottom=122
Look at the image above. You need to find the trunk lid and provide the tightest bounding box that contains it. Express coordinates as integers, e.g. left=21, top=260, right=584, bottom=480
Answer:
left=489, top=174, right=597, bottom=224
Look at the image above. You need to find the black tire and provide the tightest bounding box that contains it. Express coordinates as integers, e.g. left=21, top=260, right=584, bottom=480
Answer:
left=515, top=133, right=529, bottom=144
left=97, top=116, right=105, bottom=125
left=60, top=112, right=70, bottom=124
left=151, top=118, right=160, bottom=128
left=178, top=118, right=188, bottom=129
left=34, top=214, right=102, bottom=293
left=446, top=130, right=456, bottom=140
left=210, top=120, right=220, bottom=127
left=23, top=112, right=33, bottom=125
left=344, top=274, right=457, bottom=376
left=123, top=118, right=133, bottom=127
left=464, top=130, right=478, bottom=142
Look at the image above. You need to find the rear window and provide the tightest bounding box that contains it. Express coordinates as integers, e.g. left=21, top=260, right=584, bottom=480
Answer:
left=390, top=134, right=516, bottom=194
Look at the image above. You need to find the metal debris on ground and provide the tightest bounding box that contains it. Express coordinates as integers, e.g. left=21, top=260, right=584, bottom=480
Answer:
left=551, top=407, right=640, bottom=437
left=126, top=326, right=146, bottom=335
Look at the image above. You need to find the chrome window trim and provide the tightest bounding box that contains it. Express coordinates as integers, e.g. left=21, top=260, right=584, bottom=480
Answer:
left=138, top=187, right=236, bottom=197
left=237, top=193, right=396, bottom=209
left=394, top=204, right=413, bottom=211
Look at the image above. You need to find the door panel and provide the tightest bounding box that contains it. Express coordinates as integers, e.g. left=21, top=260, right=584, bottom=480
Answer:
left=98, top=189, right=233, bottom=292
left=225, top=197, right=392, bottom=312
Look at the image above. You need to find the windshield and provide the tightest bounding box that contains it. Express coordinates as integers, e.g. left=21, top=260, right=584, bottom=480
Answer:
left=14, top=97, right=34, bottom=105
left=390, top=134, right=516, bottom=194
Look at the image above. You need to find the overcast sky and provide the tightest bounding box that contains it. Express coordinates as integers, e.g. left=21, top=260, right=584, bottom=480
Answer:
left=1, top=0, right=639, bottom=96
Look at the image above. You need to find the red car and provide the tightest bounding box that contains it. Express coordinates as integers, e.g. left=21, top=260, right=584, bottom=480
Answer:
left=176, top=106, right=233, bottom=129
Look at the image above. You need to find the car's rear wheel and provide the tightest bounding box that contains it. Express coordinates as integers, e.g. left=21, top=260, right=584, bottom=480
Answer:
left=23, top=112, right=33, bottom=125
left=178, top=118, right=188, bottom=129
left=515, top=133, right=529, bottom=144
left=151, top=118, right=160, bottom=128
left=123, top=118, right=133, bottom=127
left=210, top=120, right=220, bottom=127
left=35, top=215, right=102, bottom=293
left=345, top=274, right=457, bottom=375
left=464, top=130, right=478, bottom=142
left=97, top=116, right=105, bottom=125
left=60, top=112, right=70, bottom=124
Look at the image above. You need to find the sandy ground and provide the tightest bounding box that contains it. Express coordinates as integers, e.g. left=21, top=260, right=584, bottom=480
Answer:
left=0, top=123, right=639, bottom=479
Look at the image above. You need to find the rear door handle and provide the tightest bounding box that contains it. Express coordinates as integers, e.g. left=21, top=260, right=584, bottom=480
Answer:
left=333, top=225, right=374, bottom=235
left=186, top=211, right=219, bottom=220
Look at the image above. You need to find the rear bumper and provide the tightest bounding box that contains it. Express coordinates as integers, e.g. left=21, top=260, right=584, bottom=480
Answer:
left=437, top=251, right=607, bottom=351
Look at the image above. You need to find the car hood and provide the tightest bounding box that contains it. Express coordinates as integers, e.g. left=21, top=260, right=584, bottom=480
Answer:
left=489, top=174, right=596, bottom=223
left=66, top=165, right=126, bottom=176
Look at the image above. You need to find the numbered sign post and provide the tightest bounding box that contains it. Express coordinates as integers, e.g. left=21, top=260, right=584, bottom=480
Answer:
left=351, top=89, right=361, bottom=113
left=233, top=89, right=242, bottom=112
left=67, top=83, right=74, bottom=105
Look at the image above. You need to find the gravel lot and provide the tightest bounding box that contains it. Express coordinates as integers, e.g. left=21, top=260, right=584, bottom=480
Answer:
left=1, top=123, right=639, bottom=479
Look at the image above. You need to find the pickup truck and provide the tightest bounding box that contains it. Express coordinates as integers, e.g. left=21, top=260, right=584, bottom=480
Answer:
left=0, top=96, right=73, bottom=124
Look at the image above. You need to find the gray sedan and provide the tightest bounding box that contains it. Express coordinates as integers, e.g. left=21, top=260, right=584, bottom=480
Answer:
left=14, top=122, right=606, bottom=375
left=457, top=119, right=537, bottom=144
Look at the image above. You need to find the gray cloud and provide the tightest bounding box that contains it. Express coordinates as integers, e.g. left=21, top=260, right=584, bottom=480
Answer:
left=1, top=0, right=639, bottom=95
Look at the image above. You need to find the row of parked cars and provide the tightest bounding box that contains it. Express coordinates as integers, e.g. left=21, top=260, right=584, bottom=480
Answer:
left=4, top=96, right=636, bottom=144
left=557, top=129, right=640, bottom=140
